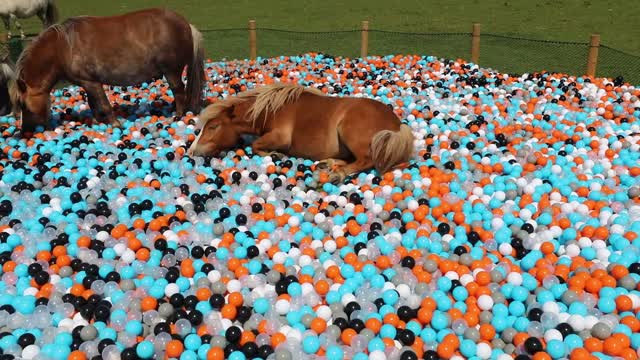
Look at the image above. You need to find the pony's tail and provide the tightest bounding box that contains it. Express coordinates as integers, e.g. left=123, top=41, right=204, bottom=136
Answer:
left=0, top=59, right=15, bottom=84
left=44, top=0, right=60, bottom=27
left=370, top=124, right=414, bottom=174
left=185, top=24, right=205, bottom=114
left=0, top=59, right=16, bottom=116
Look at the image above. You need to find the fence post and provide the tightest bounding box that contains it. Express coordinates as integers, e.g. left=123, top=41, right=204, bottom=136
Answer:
left=586, top=34, right=600, bottom=78
left=360, top=21, right=369, bottom=59
left=471, top=23, right=481, bottom=64
left=248, top=19, right=257, bottom=61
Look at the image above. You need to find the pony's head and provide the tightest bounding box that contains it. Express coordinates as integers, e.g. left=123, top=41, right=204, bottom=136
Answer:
left=8, top=76, right=51, bottom=131
left=187, top=100, right=248, bottom=157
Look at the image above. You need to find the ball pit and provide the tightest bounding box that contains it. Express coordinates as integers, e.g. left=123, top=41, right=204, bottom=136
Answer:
left=0, top=52, right=639, bottom=360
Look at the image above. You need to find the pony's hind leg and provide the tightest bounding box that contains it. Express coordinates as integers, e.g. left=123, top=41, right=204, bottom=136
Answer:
left=78, top=81, right=121, bottom=128
left=165, top=71, right=186, bottom=117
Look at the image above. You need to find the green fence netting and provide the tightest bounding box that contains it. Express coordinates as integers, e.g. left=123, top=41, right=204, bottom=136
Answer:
left=3, top=28, right=640, bottom=85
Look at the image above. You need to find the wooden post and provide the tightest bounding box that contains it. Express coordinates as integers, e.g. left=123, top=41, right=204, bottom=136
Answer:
left=586, top=34, right=600, bottom=78
left=248, top=20, right=257, bottom=60
left=471, top=23, right=481, bottom=64
left=360, top=21, right=369, bottom=59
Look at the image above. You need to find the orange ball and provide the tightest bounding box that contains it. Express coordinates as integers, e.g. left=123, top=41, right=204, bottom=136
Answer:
left=221, top=304, right=237, bottom=319
left=310, top=317, right=327, bottom=333
left=166, top=339, right=184, bottom=358
left=207, top=347, right=224, bottom=360
left=603, top=337, right=624, bottom=356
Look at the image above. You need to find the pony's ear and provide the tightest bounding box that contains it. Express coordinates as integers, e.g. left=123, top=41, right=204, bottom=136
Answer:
left=224, top=104, right=236, bottom=120
left=16, top=78, right=26, bottom=93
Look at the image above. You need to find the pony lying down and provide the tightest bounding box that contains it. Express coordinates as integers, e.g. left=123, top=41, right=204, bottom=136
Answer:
left=188, top=83, right=415, bottom=184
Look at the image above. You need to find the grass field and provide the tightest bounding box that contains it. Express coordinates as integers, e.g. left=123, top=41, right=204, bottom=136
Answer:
left=8, top=0, right=640, bottom=82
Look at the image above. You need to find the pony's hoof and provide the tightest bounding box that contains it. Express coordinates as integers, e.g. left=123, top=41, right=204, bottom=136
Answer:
left=328, top=171, right=346, bottom=185
left=107, top=119, right=123, bottom=128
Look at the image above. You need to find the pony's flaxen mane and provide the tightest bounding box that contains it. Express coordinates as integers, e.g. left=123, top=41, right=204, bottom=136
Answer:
left=198, top=83, right=324, bottom=129
left=14, top=17, right=83, bottom=78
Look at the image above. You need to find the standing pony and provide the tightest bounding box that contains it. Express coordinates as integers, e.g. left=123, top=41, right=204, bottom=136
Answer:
left=0, top=51, right=14, bottom=116
left=9, top=8, right=205, bottom=134
left=0, top=0, right=59, bottom=39
left=188, top=83, right=415, bottom=183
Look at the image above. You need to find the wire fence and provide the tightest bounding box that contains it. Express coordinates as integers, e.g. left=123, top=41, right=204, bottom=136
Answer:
left=2, top=25, right=640, bottom=85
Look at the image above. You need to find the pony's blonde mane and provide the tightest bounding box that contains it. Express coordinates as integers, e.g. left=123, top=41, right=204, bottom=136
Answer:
left=197, top=83, right=324, bottom=129
left=14, top=17, right=81, bottom=78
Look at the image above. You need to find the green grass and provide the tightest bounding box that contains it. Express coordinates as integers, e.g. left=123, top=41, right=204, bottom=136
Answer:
left=8, top=0, right=640, bottom=83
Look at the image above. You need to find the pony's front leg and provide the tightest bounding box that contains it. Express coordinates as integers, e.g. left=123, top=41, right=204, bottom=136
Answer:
left=250, top=130, right=289, bottom=158
left=9, top=15, right=24, bottom=39
left=328, top=158, right=374, bottom=185
left=316, top=159, right=347, bottom=171
left=79, top=81, right=122, bottom=128
left=1, top=16, right=11, bottom=39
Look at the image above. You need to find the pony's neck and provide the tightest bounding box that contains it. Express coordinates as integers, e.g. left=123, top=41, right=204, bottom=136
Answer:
left=19, top=30, right=62, bottom=93
left=235, top=98, right=265, bottom=135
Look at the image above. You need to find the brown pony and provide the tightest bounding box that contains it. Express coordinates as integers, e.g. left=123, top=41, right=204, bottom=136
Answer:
left=9, top=8, right=205, bottom=133
left=188, top=83, right=415, bottom=183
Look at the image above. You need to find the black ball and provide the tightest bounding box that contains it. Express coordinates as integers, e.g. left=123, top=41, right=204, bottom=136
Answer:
left=454, top=245, right=467, bottom=255
left=121, top=347, right=138, bottom=360
left=401, top=256, right=415, bottom=269
left=555, top=322, right=574, bottom=338
left=400, top=350, right=418, bottom=360
left=344, top=301, right=361, bottom=315
left=524, top=337, right=543, bottom=354
left=629, top=262, right=640, bottom=275
left=188, top=310, right=203, bottom=325
left=241, top=342, right=258, bottom=358
left=527, top=308, right=543, bottom=322
left=191, top=246, right=204, bottom=259
left=423, top=350, right=439, bottom=360
left=437, top=222, right=450, bottom=235
left=258, top=344, right=274, bottom=358
left=225, top=326, right=242, bottom=343
left=27, top=263, right=43, bottom=277
left=235, top=214, right=247, bottom=225
left=398, top=328, right=415, bottom=346
left=397, top=305, right=416, bottom=322
left=169, top=293, right=184, bottom=307
left=209, top=294, right=225, bottom=309
left=17, top=333, right=35, bottom=348
left=94, top=306, right=110, bottom=322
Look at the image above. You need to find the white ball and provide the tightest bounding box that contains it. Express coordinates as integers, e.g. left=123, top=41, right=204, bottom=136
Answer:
left=544, top=329, right=563, bottom=342
left=275, top=299, right=290, bottom=314
left=316, top=305, right=332, bottom=320
left=476, top=342, right=492, bottom=359
left=396, top=284, right=411, bottom=299
left=477, top=295, right=494, bottom=311
left=226, top=279, right=242, bottom=293
left=506, top=272, right=523, bottom=286
left=499, top=243, right=513, bottom=256
left=369, top=350, right=387, bottom=360
left=568, top=315, right=585, bottom=332
left=164, top=283, right=179, bottom=297
left=22, top=345, right=40, bottom=360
